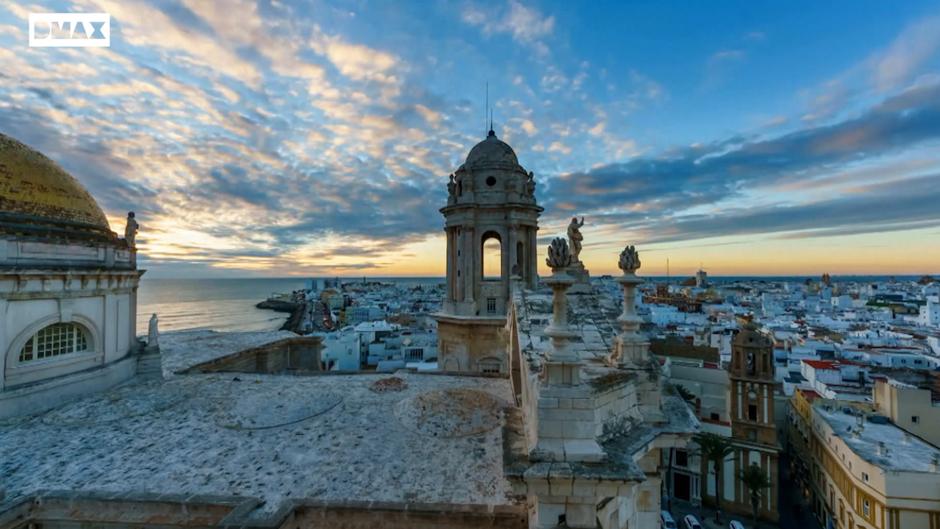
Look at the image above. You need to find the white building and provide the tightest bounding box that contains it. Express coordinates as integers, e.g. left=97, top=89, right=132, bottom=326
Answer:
left=920, top=299, right=940, bottom=327
left=0, top=133, right=143, bottom=418
left=320, top=330, right=359, bottom=371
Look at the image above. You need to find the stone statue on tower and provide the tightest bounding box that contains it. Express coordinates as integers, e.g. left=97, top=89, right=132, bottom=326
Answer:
left=124, top=211, right=139, bottom=248
left=565, top=217, right=591, bottom=292
left=567, top=216, right=585, bottom=262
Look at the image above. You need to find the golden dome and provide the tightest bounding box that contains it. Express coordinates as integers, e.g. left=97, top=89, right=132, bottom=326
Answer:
left=0, top=133, right=113, bottom=239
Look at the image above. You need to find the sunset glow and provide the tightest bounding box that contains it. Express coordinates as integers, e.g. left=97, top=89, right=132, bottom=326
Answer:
left=3, top=1, right=939, bottom=277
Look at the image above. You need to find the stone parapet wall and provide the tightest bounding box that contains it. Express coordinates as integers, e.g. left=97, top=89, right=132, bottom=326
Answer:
left=0, top=238, right=134, bottom=271
left=181, top=337, right=322, bottom=374
left=0, top=492, right=526, bottom=529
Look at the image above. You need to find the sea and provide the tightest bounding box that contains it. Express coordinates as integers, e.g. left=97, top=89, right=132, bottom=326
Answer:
left=136, top=275, right=924, bottom=335
left=135, top=277, right=444, bottom=335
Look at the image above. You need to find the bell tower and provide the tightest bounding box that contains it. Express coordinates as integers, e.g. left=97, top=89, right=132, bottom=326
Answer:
left=435, top=129, right=542, bottom=373
left=726, top=321, right=780, bottom=521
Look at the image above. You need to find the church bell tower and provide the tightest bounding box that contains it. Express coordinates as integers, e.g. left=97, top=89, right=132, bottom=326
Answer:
left=726, top=321, right=780, bottom=521
left=435, top=129, right=542, bottom=373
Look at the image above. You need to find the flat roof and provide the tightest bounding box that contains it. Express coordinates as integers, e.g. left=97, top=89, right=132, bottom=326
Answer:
left=0, top=372, right=515, bottom=514
left=816, top=405, right=940, bottom=474
left=160, top=329, right=300, bottom=375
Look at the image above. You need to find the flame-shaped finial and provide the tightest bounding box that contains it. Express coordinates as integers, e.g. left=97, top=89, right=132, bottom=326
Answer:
left=546, top=237, right=572, bottom=270
left=618, top=245, right=641, bottom=274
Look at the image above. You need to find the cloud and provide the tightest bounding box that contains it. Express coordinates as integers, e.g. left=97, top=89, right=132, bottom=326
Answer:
left=310, top=26, right=400, bottom=85
left=96, top=0, right=262, bottom=87
left=3, top=0, right=938, bottom=275
left=462, top=0, right=555, bottom=54
left=872, top=15, right=940, bottom=92
left=545, top=80, right=940, bottom=243
left=704, top=49, right=746, bottom=88
left=644, top=173, right=940, bottom=244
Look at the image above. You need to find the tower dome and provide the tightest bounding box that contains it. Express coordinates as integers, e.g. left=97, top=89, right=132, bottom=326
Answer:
left=0, top=133, right=114, bottom=242
left=464, top=130, right=519, bottom=167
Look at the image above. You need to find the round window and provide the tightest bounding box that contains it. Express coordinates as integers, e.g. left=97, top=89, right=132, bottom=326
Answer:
left=486, top=176, right=496, bottom=187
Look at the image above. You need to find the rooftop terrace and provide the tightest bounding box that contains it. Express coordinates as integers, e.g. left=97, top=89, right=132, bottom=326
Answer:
left=0, top=371, right=516, bottom=516
left=816, top=404, right=940, bottom=473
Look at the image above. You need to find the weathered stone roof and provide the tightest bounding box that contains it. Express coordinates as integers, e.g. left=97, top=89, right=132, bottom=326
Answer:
left=464, top=130, right=519, bottom=167
left=514, top=285, right=622, bottom=366
left=0, top=372, right=517, bottom=515
left=159, top=329, right=299, bottom=376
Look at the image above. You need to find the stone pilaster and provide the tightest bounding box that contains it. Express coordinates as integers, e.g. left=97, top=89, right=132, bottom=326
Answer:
left=615, top=245, right=663, bottom=423
left=534, top=238, right=605, bottom=464
left=615, top=271, right=648, bottom=367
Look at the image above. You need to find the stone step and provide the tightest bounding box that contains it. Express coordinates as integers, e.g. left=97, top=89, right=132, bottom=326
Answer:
left=136, top=354, right=163, bottom=378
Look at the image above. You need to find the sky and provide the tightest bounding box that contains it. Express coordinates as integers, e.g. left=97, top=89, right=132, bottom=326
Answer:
left=2, top=0, right=940, bottom=278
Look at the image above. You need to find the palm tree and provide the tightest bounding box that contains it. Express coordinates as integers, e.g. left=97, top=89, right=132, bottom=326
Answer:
left=693, top=432, right=735, bottom=522
left=739, top=463, right=772, bottom=528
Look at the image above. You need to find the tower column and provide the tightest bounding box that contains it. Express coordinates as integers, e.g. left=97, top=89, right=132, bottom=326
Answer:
left=528, top=228, right=538, bottom=288
left=616, top=245, right=647, bottom=367
left=445, top=228, right=454, bottom=302
left=464, top=227, right=474, bottom=304
left=508, top=225, right=518, bottom=278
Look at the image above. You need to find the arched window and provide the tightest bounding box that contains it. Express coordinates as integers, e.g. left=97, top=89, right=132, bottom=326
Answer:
left=18, top=323, right=90, bottom=363
left=482, top=233, right=502, bottom=280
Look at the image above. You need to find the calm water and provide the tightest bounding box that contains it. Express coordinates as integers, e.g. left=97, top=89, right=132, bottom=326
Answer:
left=136, top=278, right=306, bottom=335
left=136, top=277, right=445, bottom=335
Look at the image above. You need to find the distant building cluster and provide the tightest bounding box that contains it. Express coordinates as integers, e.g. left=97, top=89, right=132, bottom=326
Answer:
left=643, top=270, right=940, bottom=528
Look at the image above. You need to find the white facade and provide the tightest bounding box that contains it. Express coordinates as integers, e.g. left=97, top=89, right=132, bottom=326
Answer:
left=920, top=299, right=940, bottom=327
left=0, top=246, right=142, bottom=418
left=320, top=331, right=360, bottom=371
left=0, top=133, right=143, bottom=419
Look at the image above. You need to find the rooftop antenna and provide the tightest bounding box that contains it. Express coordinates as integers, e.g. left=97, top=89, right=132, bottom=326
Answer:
left=485, top=81, right=489, bottom=135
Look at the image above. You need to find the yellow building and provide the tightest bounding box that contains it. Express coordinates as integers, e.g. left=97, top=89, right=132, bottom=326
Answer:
left=787, top=387, right=940, bottom=529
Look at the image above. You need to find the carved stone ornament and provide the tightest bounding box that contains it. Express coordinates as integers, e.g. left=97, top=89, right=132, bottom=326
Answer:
left=545, top=237, right=572, bottom=270
left=618, top=245, right=641, bottom=274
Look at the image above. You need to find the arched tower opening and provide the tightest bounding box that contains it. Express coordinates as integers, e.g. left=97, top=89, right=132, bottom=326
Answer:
left=482, top=232, right=503, bottom=280
left=435, top=129, right=542, bottom=373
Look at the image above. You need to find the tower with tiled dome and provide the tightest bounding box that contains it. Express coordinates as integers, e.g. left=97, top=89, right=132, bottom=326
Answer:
left=0, top=133, right=143, bottom=418
left=435, top=128, right=542, bottom=373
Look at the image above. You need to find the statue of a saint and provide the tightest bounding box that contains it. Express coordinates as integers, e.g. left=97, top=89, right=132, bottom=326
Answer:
left=447, top=174, right=456, bottom=204
left=124, top=211, right=139, bottom=248
left=746, top=350, right=755, bottom=375
left=567, top=217, right=585, bottom=262
left=147, top=313, right=159, bottom=349
left=525, top=171, right=536, bottom=198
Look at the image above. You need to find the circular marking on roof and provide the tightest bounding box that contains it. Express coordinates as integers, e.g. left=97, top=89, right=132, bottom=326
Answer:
left=217, top=390, right=343, bottom=430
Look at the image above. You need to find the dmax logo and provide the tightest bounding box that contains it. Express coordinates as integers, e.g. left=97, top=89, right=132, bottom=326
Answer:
left=28, top=13, right=110, bottom=48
